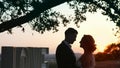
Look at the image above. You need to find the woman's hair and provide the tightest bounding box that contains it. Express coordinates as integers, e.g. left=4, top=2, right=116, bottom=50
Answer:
left=80, top=35, right=95, bottom=48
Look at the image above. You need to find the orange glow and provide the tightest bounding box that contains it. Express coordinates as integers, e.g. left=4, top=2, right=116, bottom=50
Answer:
left=96, top=45, right=107, bottom=52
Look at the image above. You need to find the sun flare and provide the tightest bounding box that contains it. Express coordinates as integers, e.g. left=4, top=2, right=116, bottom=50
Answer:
left=96, top=45, right=107, bottom=52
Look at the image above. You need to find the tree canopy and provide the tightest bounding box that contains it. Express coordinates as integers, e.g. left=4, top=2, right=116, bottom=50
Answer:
left=0, top=0, right=120, bottom=34
left=95, top=43, right=120, bottom=61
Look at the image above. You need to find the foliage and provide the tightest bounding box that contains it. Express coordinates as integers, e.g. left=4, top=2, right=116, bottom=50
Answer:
left=69, top=0, right=120, bottom=36
left=0, top=0, right=120, bottom=34
left=0, top=0, right=63, bottom=33
left=104, top=43, right=120, bottom=59
left=95, top=52, right=112, bottom=61
left=95, top=43, right=120, bottom=61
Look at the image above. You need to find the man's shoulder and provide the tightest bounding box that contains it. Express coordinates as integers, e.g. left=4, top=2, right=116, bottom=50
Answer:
left=58, top=41, right=65, bottom=46
left=57, top=41, right=68, bottom=50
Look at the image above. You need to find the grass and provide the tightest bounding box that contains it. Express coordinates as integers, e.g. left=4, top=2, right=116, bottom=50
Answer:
left=95, top=60, right=120, bottom=68
left=48, top=60, right=120, bottom=68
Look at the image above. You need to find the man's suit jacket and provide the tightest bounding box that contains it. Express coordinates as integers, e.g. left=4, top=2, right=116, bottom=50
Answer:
left=56, top=41, right=78, bottom=68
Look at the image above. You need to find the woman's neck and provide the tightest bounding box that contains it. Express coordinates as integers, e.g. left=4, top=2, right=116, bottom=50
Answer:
left=84, top=50, right=93, bottom=54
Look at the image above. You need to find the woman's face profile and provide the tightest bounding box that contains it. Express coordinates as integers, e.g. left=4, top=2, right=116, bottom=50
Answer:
left=79, top=35, right=96, bottom=52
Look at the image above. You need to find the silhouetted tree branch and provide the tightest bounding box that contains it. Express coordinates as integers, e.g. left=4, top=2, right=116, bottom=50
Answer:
left=0, top=0, right=120, bottom=34
left=0, top=0, right=70, bottom=33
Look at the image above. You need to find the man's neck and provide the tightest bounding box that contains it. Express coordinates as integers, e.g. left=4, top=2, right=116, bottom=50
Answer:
left=63, top=40, right=71, bottom=48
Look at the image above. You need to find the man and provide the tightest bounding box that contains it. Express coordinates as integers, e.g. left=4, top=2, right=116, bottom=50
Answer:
left=56, top=27, right=79, bottom=68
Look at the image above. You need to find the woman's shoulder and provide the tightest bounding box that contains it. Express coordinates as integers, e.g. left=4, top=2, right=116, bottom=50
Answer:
left=80, top=54, right=92, bottom=62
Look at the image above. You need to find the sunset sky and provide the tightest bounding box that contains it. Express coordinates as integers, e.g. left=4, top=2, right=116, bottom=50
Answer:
left=0, top=3, right=119, bottom=54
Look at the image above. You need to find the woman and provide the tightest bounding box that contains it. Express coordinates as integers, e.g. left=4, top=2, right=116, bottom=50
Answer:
left=77, top=35, right=96, bottom=68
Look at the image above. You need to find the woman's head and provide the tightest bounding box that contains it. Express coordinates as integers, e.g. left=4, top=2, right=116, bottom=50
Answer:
left=80, top=35, right=96, bottom=52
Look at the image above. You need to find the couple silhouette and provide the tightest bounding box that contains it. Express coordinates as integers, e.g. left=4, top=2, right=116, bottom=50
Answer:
left=56, top=28, right=96, bottom=68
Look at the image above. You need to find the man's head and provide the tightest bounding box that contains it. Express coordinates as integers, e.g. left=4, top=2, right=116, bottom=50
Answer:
left=65, top=28, right=78, bottom=44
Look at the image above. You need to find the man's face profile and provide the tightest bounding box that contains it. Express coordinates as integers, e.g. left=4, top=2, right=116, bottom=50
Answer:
left=68, top=33, right=77, bottom=44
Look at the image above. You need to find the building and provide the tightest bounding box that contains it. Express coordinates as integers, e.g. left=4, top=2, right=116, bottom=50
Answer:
left=1, top=46, right=49, bottom=68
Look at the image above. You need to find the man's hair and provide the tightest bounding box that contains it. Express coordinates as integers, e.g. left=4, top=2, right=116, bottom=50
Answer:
left=65, top=28, right=78, bottom=36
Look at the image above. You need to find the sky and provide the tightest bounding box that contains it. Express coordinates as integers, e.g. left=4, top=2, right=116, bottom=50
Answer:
left=0, top=2, right=119, bottom=54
